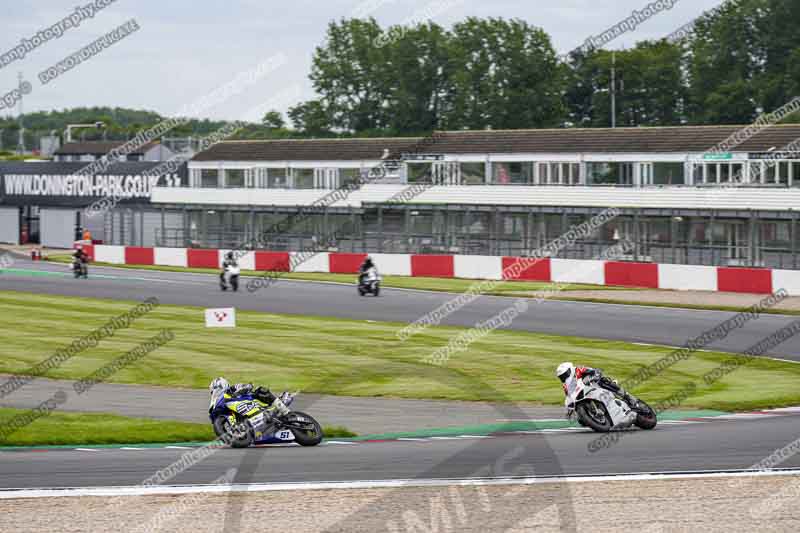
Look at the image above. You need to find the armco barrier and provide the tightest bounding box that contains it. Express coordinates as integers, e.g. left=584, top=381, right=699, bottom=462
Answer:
left=94, top=245, right=125, bottom=264
left=370, top=253, right=412, bottom=276
left=605, top=261, right=659, bottom=289
left=550, top=258, right=605, bottom=285
left=154, top=247, right=187, bottom=267
left=329, top=253, right=367, bottom=274
left=291, top=251, right=329, bottom=273
left=82, top=244, right=95, bottom=261
left=455, top=255, right=503, bottom=280
left=502, top=257, right=551, bottom=281
left=773, top=270, right=800, bottom=296
left=221, top=250, right=255, bottom=271
left=718, top=267, right=773, bottom=294
left=125, top=247, right=155, bottom=266
left=659, top=264, right=717, bottom=292
left=187, top=249, right=219, bottom=269
left=411, top=254, right=455, bottom=278
left=88, top=245, right=798, bottom=296
left=255, top=251, right=290, bottom=272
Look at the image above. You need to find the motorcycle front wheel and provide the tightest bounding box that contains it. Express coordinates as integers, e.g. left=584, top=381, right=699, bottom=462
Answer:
left=213, top=416, right=253, bottom=448
left=576, top=400, right=613, bottom=433
left=286, top=411, right=323, bottom=446
left=634, top=400, right=658, bottom=430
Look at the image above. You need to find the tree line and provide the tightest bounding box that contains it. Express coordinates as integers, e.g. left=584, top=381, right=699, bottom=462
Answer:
left=3, top=0, right=799, bottom=151
left=290, top=0, right=800, bottom=135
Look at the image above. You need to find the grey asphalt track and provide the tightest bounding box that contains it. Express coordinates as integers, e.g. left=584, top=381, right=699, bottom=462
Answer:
left=0, top=374, right=564, bottom=434
left=1, top=413, right=799, bottom=489
left=1, top=257, right=799, bottom=360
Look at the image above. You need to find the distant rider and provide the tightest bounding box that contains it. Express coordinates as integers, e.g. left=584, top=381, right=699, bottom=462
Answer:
left=358, top=255, right=376, bottom=285
left=221, top=251, right=238, bottom=285
left=556, top=362, right=635, bottom=413
left=73, top=248, right=89, bottom=269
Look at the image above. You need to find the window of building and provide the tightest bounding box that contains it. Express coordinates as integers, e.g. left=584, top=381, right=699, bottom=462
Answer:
left=224, top=169, right=245, bottom=188
left=569, top=163, right=581, bottom=185
left=200, top=169, right=219, bottom=188
left=707, top=164, right=719, bottom=183
left=731, top=163, right=744, bottom=184
left=408, top=163, right=433, bottom=183
left=491, top=162, right=534, bottom=185
left=793, top=162, right=800, bottom=187
left=586, top=162, right=633, bottom=185
left=294, top=169, right=315, bottom=189
left=340, top=168, right=362, bottom=189
left=777, top=161, right=790, bottom=186
left=460, top=163, right=486, bottom=185
left=267, top=168, right=289, bottom=188
left=652, top=163, right=685, bottom=185
left=692, top=164, right=703, bottom=184
left=765, top=162, right=778, bottom=185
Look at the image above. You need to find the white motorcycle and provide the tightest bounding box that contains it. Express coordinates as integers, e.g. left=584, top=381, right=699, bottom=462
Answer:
left=358, top=266, right=381, bottom=297
left=565, top=373, right=657, bottom=432
left=220, top=264, right=241, bottom=292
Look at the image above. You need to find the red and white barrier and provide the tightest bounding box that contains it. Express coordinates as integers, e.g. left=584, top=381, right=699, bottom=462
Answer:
left=85, top=245, right=800, bottom=296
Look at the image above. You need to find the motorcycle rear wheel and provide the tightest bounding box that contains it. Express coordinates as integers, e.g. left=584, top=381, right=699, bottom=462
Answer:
left=634, top=400, right=658, bottom=430
left=576, top=400, right=613, bottom=433
left=286, top=411, right=323, bottom=446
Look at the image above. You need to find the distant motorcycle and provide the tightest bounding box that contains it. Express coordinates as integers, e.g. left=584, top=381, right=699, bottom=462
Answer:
left=358, top=266, right=381, bottom=296
left=209, top=386, right=323, bottom=448
left=220, top=264, right=240, bottom=292
left=72, top=258, right=88, bottom=279
left=565, top=373, right=657, bottom=432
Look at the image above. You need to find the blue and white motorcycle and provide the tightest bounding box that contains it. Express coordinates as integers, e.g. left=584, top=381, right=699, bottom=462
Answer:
left=209, top=381, right=323, bottom=448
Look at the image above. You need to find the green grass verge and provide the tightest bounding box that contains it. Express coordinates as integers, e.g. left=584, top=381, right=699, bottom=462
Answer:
left=0, top=290, right=799, bottom=412
left=0, top=408, right=356, bottom=447
left=44, top=254, right=625, bottom=293
left=0, top=408, right=214, bottom=446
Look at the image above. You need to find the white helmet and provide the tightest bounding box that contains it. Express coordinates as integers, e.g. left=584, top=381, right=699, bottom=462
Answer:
left=209, top=377, right=229, bottom=394
left=556, top=362, right=574, bottom=384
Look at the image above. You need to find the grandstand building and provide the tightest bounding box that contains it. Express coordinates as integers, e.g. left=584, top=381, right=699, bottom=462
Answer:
left=3, top=124, right=800, bottom=274
left=147, top=124, right=800, bottom=271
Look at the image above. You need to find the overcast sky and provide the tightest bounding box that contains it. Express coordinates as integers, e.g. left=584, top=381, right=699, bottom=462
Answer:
left=0, top=0, right=723, bottom=123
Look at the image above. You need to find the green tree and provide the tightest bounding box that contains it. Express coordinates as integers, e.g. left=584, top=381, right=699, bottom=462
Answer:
left=686, top=0, right=760, bottom=124
left=309, top=18, right=390, bottom=133
left=445, top=18, right=565, bottom=130
left=261, top=110, right=286, bottom=130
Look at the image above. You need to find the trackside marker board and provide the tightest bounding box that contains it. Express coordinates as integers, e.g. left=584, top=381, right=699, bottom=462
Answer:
left=205, top=307, right=236, bottom=328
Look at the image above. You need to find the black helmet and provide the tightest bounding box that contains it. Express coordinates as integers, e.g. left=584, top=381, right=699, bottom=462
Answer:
left=226, top=252, right=234, bottom=260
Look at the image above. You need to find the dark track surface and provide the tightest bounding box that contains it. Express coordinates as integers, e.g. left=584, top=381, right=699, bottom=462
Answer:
left=1, top=258, right=799, bottom=360
left=1, top=258, right=799, bottom=489
left=1, top=414, right=799, bottom=489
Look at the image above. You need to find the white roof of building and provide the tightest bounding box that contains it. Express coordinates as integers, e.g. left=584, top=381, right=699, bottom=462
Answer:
left=152, top=185, right=800, bottom=212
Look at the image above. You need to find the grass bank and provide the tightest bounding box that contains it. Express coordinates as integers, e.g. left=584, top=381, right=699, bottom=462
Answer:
left=0, top=408, right=356, bottom=447
left=0, top=291, right=798, bottom=412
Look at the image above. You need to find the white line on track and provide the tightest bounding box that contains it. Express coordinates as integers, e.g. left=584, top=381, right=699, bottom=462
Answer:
left=74, top=448, right=99, bottom=452
left=4, top=469, right=800, bottom=500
